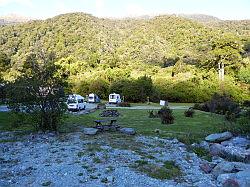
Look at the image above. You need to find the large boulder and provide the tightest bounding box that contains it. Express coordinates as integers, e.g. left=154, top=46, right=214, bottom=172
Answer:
left=212, top=161, right=250, bottom=178
left=119, top=128, right=136, bottom=135
left=222, top=146, right=250, bottom=163
left=205, top=132, right=233, bottom=143
left=83, top=128, right=98, bottom=135
left=221, top=137, right=250, bottom=149
left=217, top=169, right=250, bottom=187
left=210, top=144, right=250, bottom=163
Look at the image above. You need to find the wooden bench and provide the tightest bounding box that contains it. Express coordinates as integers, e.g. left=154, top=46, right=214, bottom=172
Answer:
left=93, top=118, right=120, bottom=131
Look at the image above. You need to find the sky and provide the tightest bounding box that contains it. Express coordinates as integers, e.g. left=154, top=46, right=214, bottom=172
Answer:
left=0, top=0, right=250, bottom=20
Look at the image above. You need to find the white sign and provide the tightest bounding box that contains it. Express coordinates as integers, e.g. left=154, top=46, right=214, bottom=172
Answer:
left=160, top=100, right=166, bottom=106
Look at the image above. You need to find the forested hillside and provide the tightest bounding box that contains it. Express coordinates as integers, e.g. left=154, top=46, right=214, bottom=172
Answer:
left=0, top=13, right=249, bottom=102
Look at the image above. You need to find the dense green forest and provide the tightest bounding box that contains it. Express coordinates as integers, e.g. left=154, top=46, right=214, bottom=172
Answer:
left=0, top=13, right=249, bottom=102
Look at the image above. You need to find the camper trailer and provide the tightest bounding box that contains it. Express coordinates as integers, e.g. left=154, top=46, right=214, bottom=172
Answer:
left=109, top=93, right=121, bottom=104
left=88, top=93, right=100, bottom=103
left=67, top=94, right=86, bottom=111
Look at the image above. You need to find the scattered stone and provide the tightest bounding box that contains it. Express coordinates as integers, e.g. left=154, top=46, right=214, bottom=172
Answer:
left=200, top=163, right=214, bottom=174
left=106, top=176, right=114, bottom=183
left=83, top=128, right=98, bottom=135
left=209, top=143, right=225, bottom=156
left=205, top=132, right=233, bottom=143
left=119, top=128, right=136, bottom=135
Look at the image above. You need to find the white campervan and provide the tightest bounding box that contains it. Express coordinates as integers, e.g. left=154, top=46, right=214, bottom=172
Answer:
left=67, top=94, right=86, bottom=111
left=109, top=93, right=121, bottom=104
left=88, top=93, right=100, bottom=103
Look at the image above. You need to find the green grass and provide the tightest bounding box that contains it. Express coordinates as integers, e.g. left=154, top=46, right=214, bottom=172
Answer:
left=132, top=160, right=181, bottom=180
left=0, top=112, right=35, bottom=131
left=190, top=147, right=212, bottom=162
left=63, top=108, right=227, bottom=144
left=0, top=106, right=239, bottom=144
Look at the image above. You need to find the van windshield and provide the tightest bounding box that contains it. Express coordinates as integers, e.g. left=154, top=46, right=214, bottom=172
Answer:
left=67, top=99, right=77, bottom=104
left=110, top=95, right=115, bottom=99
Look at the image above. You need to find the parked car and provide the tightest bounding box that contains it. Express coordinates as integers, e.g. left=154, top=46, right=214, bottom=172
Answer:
left=109, top=93, right=121, bottom=104
left=88, top=93, right=100, bottom=103
left=67, top=94, right=86, bottom=111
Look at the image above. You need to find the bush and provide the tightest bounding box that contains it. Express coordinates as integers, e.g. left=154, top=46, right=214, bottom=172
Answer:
left=7, top=52, right=67, bottom=132
left=158, top=106, right=174, bottom=124
left=242, top=100, right=250, bottom=107
left=184, top=107, right=195, bottom=117
left=193, top=93, right=241, bottom=117
left=117, top=102, right=131, bottom=107
left=193, top=103, right=209, bottom=112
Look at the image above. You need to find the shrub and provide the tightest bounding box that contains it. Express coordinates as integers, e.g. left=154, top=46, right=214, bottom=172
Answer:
left=193, top=103, right=209, bottom=112
left=193, top=93, right=241, bottom=117
left=184, top=107, right=195, bottom=117
left=242, top=100, right=250, bottom=107
left=117, top=102, right=131, bottom=107
left=7, top=52, right=67, bottom=132
left=158, top=106, right=174, bottom=124
left=208, top=93, right=241, bottom=115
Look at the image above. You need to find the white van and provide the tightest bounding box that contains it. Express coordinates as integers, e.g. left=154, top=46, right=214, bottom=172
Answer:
left=109, top=93, right=121, bottom=104
left=67, top=94, right=86, bottom=111
left=88, top=93, right=100, bottom=103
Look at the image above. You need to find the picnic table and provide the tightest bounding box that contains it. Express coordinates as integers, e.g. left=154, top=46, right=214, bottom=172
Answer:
left=93, top=118, right=120, bottom=131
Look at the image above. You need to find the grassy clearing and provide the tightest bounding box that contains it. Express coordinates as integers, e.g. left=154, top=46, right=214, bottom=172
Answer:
left=0, top=106, right=241, bottom=144
left=64, top=109, right=227, bottom=144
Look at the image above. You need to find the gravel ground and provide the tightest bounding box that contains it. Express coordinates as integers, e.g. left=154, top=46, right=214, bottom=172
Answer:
left=0, top=131, right=216, bottom=187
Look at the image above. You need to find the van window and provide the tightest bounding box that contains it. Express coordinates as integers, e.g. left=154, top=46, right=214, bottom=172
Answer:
left=110, top=95, right=115, bottom=99
left=78, top=99, right=83, bottom=103
left=67, top=99, right=76, bottom=104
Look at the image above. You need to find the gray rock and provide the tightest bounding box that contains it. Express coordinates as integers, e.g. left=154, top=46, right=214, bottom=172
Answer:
left=221, top=137, right=250, bottom=149
left=205, top=132, right=233, bottom=143
left=210, top=144, right=250, bottom=163
left=107, top=176, right=114, bottom=183
left=212, top=162, right=237, bottom=178
left=222, top=179, right=240, bottom=187
left=200, top=163, right=214, bottom=174
left=83, top=128, right=98, bottom=135
left=209, top=143, right=225, bottom=156
left=199, top=141, right=210, bottom=151
left=119, top=128, right=136, bottom=135
left=235, top=170, right=250, bottom=187
left=212, top=161, right=250, bottom=178
left=222, top=146, right=250, bottom=163
left=217, top=169, right=250, bottom=187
